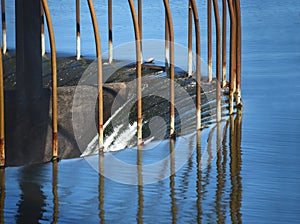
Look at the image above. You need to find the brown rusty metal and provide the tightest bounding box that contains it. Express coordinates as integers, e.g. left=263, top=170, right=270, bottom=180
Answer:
left=188, top=2, right=193, bottom=77
left=165, top=4, right=169, bottom=77
left=128, top=0, right=143, bottom=145
left=227, top=0, right=237, bottom=114
left=138, top=0, right=142, bottom=44
left=1, top=0, right=6, bottom=54
left=207, top=0, right=212, bottom=82
left=76, top=0, right=81, bottom=60
left=235, top=0, right=242, bottom=106
left=190, top=0, right=202, bottom=130
left=87, top=0, right=104, bottom=150
left=0, top=47, right=4, bottom=167
left=41, top=0, right=58, bottom=159
left=163, top=0, right=175, bottom=137
left=222, top=0, right=227, bottom=88
left=212, top=0, right=221, bottom=122
left=41, top=3, right=45, bottom=56
left=108, top=0, right=113, bottom=64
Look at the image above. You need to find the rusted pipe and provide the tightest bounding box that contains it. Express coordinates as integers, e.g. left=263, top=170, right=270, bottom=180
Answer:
left=1, top=0, right=6, bottom=54
left=227, top=0, right=237, bottom=114
left=163, top=0, right=175, bottom=137
left=76, top=0, right=81, bottom=60
left=190, top=0, right=202, bottom=130
left=41, top=0, right=58, bottom=159
left=128, top=0, right=143, bottom=145
left=41, top=3, right=45, bottom=56
left=222, top=0, right=227, bottom=88
left=165, top=5, right=169, bottom=76
left=212, top=0, right=221, bottom=122
left=188, top=2, right=193, bottom=77
left=87, top=0, right=104, bottom=150
left=235, top=0, right=242, bottom=106
left=108, top=0, right=113, bottom=63
left=0, top=47, right=5, bottom=167
left=138, top=0, right=142, bottom=45
left=207, top=0, right=212, bottom=82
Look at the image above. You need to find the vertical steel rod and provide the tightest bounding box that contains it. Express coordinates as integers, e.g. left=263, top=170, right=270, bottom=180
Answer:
left=163, top=0, right=175, bottom=137
left=108, top=0, right=113, bottom=64
left=76, top=0, right=81, bottom=60
left=1, top=0, right=6, bottom=54
left=0, top=47, right=4, bottom=167
left=41, top=0, right=58, bottom=159
left=212, top=0, right=221, bottom=122
left=235, top=0, right=242, bottom=106
left=227, top=0, right=237, bottom=114
left=87, top=0, right=104, bottom=150
left=188, top=2, right=193, bottom=77
left=207, top=0, right=212, bottom=82
left=128, top=0, right=143, bottom=145
left=41, top=3, right=45, bottom=56
left=190, top=0, right=202, bottom=130
left=222, top=0, right=227, bottom=87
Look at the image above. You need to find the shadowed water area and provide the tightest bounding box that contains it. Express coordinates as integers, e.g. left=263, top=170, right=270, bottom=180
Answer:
left=0, top=0, right=300, bottom=223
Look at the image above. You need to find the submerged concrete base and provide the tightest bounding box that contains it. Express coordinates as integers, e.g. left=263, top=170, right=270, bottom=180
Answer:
left=4, top=83, right=127, bottom=166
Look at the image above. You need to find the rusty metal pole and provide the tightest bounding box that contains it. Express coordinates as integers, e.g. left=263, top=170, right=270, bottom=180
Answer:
left=87, top=0, right=104, bottom=150
left=76, top=0, right=81, bottom=60
left=207, top=0, right=212, bottom=82
left=213, top=0, right=221, bottom=122
left=235, top=0, right=242, bottom=106
left=52, top=160, right=59, bottom=223
left=128, top=0, right=143, bottom=145
left=138, top=0, right=142, bottom=60
left=222, top=0, right=227, bottom=88
left=108, top=0, right=113, bottom=64
left=188, top=2, right=193, bottom=77
left=41, top=0, right=58, bottom=160
left=165, top=4, right=169, bottom=77
left=163, top=0, right=175, bottom=137
left=0, top=47, right=5, bottom=167
left=1, top=0, right=6, bottom=54
left=190, top=0, right=202, bottom=130
left=227, top=0, right=237, bottom=114
left=41, top=3, right=45, bottom=56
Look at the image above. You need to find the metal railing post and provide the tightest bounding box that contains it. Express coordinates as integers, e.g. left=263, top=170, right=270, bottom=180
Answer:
left=190, top=0, right=202, bottom=130
left=227, top=0, right=237, bottom=114
left=235, top=0, right=242, bottom=106
left=41, top=0, right=58, bottom=160
left=188, top=2, right=193, bottom=77
left=87, top=0, right=104, bottom=150
left=163, top=0, right=175, bottom=137
left=212, top=0, right=221, bottom=122
left=128, top=0, right=143, bottom=145
left=222, top=0, right=227, bottom=87
left=207, top=0, right=212, bottom=82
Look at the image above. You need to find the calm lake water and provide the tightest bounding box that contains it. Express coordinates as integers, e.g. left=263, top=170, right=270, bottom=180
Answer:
left=1, top=0, right=300, bottom=223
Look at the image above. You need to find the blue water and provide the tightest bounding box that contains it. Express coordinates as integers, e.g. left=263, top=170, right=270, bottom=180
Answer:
left=1, top=0, right=300, bottom=223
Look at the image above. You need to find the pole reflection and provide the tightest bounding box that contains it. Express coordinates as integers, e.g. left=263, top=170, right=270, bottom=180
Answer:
left=0, top=169, right=5, bottom=224
left=196, top=130, right=202, bottom=224
left=170, top=139, right=177, bottom=224
left=98, top=151, right=105, bottom=224
left=137, top=144, right=143, bottom=224
left=52, top=161, right=59, bottom=224
left=229, top=111, right=243, bottom=223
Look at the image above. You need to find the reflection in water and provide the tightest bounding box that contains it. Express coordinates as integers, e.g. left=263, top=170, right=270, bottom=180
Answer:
left=137, top=145, right=143, bottom=224
left=52, top=161, right=59, bottom=224
left=99, top=151, right=105, bottom=223
left=0, top=111, right=243, bottom=223
left=0, top=169, right=5, bottom=224
left=170, top=139, right=177, bottom=224
left=196, top=130, right=202, bottom=224
left=16, top=166, right=46, bottom=224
